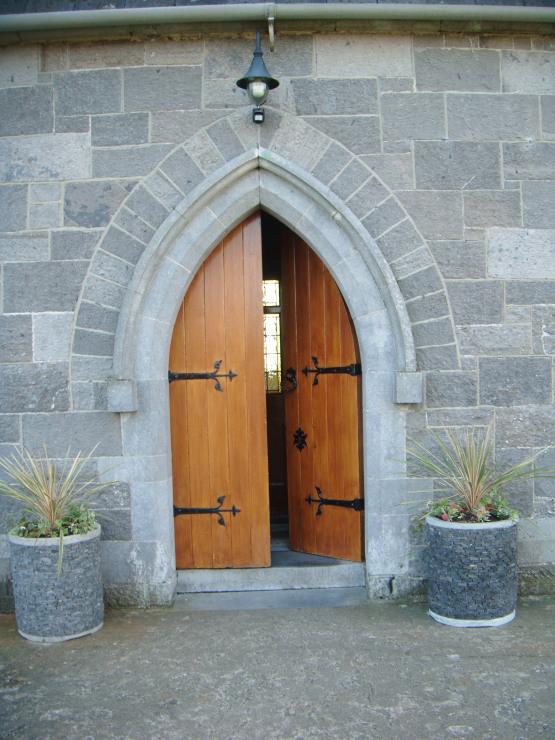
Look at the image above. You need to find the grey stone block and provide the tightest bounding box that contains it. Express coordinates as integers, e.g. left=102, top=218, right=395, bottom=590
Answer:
left=376, top=219, right=424, bottom=264
left=416, top=344, right=459, bottom=371
left=395, top=372, right=423, bottom=404
left=3, top=261, right=87, bottom=312
left=95, top=509, right=132, bottom=541
left=397, top=265, right=443, bottom=301
left=30, top=182, right=61, bottom=203
left=487, top=228, right=555, bottom=279
left=144, top=38, right=203, bottom=67
left=73, top=329, right=115, bottom=357
left=496, top=406, right=555, bottom=448
left=464, top=191, right=521, bottom=228
left=150, top=109, right=225, bottom=144
left=330, top=159, right=370, bottom=201
left=426, top=371, right=477, bottom=408
left=205, top=35, right=313, bottom=79
left=412, top=317, right=454, bottom=348
left=307, top=116, right=381, bottom=156
left=125, top=185, right=168, bottom=230
left=415, top=142, right=500, bottom=190
left=0, top=185, right=27, bottom=232
left=269, top=117, right=329, bottom=173
left=51, top=229, right=100, bottom=260
left=390, top=246, right=434, bottom=281
left=91, top=112, right=149, bottom=147
left=541, top=96, right=555, bottom=139
left=362, top=197, right=405, bottom=239
left=505, top=305, right=531, bottom=324
left=379, top=77, right=414, bottom=93
left=447, top=280, right=504, bottom=325
left=315, top=34, right=412, bottom=79
left=183, top=131, right=225, bottom=176
left=64, top=180, right=133, bottom=228
left=311, top=143, right=351, bottom=187
left=82, top=275, right=126, bottom=311
left=429, top=240, right=485, bottom=279
left=114, top=209, right=154, bottom=246
left=446, top=94, right=539, bottom=141
left=381, top=93, right=445, bottom=141
left=0, top=363, right=69, bottom=413
left=502, top=51, right=555, bottom=95
left=206, top=118, right=245, bottom=162
left=405, top=291, right=450, bottom=323
left=0, top=86, right=53, bottom=137
left=160, top=148, right=203, bottom=195
left=293, top=79, right=377, bottom=116
left=362, top=154, right=414, bottom=191
left=0, top=415, right=20, bottom=444
left=143, top=172, right=182, bottom=211
left=55, top=69, right=121, bottom=115
left=22, top=412, right=122, bottom=456
left=397, top=191, right=463, bottom=240
left=523, top=182, right=555, bottom=228
left=0, top=234, right=49, bottom=262
left=504, top=143, right=555, bottom=180
left=415, top=48, right=500, bottom=92
left=29, top=202, right=60, bottom=230
left=107, top=379, right=137, bottom=412
left=346, top=177, right=389, bottom=219
left=55, top=115, right=90, bottom=134
left=457, top=324, right=531, bottom=356
left=0, top=45, right=39, bottom=88
left=426, top=408, right=493, bottom=429
left=71, top=356, right=113, bottom=383
left=90, top=251, right=134, bottom=287
left=479, top=356, right=551, bottom=406
left=102, top=225, right=145, bottom=265
left=506, top=281, right=555, bottom=305
left=77, top=302, right=119, bottom=334
left=124, top=66, right=201, bottom=112
left=0, top=316, right=32, bottom=363
left=92, top=144, right=172, bottom=178
left=0, top=133, right=90, bottom=183
left=33, top=313, right=73, bottom=363
left=532, top=306, right=555, bottom=354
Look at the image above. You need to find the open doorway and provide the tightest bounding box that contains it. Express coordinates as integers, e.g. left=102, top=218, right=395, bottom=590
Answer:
left=169, top=211, right=364, bottom=570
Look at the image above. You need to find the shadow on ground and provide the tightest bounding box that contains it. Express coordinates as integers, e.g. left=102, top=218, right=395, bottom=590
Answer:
left=1, top=596, right=555, bottom=739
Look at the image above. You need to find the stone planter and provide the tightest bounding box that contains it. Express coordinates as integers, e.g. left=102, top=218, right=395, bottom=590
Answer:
left=8, top=525, right=103, bottom=643
left=425, top=516, right=518, bottom=628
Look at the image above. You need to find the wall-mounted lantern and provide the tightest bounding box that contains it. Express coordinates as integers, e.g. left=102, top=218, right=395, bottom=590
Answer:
left=236, top=30, right=279, bottom=124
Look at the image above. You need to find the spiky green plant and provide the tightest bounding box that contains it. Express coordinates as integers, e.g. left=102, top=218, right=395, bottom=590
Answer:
left=408, top=424, right=554, bottom=523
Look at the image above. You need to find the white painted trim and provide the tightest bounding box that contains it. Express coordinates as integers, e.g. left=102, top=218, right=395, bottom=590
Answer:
left=18, top=621, right=104, bottom=643
left=428, top=609, right=516, bottom=628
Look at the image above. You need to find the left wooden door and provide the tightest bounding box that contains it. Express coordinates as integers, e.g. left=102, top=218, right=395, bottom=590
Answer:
left=169, top=214, right=270, bottom=569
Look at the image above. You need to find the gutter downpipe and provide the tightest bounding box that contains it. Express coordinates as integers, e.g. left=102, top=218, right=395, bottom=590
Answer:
left=0, top=3, right=554, bottom=38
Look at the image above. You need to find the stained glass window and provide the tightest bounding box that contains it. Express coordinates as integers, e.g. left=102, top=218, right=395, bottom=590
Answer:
left=263, top=280, right=282, bottom=392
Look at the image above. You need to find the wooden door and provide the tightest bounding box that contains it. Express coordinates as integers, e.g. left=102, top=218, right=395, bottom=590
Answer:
left=282, top=230, right=364, bottom=562
left=169, top=214, right=270, bottom=569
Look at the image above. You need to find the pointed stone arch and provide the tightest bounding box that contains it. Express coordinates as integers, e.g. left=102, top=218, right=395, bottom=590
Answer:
left=69, top=108, right=458, bottom=604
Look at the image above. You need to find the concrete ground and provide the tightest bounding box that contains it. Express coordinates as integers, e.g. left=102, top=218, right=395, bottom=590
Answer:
left=1, top=595, right=554, bottom=740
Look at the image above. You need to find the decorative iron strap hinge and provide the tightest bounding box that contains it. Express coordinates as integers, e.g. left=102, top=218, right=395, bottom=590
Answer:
left=168, top=359, right=237, bottom=392
left=293, top=426, right=307, bottom=451
left=302, top=356, right=361, bottom=386
left=173, top=496, right=240, bottom=526
left=306, top=486, right=364, bottom=516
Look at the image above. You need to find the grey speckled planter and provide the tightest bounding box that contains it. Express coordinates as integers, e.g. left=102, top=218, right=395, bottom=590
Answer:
left=8, top=526, right=103, bottom=643
left=425, top=517, right=518, bottom=628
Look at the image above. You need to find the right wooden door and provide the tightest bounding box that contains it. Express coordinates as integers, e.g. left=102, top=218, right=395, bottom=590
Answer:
left=282, top=228, right=364, bottom=562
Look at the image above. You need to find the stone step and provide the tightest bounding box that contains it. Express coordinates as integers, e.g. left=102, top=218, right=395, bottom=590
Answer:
left=176, top=550, right=365, bottom=593
left=174, top=587, right=368, bottom=611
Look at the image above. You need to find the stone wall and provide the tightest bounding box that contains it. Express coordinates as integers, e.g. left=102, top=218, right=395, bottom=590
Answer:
left=0, top=27, right=554, bottom=607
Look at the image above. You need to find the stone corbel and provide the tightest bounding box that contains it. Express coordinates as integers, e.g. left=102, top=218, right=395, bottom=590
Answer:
left=107, top=379, right=138, bottom=413
left=395, top=371, right=423, bottom=405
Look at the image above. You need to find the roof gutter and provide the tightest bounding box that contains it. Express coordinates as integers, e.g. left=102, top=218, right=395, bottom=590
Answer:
left=0, top=3, right=554, bottom=37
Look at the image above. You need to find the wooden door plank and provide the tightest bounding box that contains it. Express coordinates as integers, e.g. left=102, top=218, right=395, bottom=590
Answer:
left=281, top=230, right=303, bottom=553
left=243, top=214, right=271, bottom=566
left=169, top=302, right=194, bottom=568
left=183, top=266, right=213, bottom=568
left=203, top=243, right=233, bottom=567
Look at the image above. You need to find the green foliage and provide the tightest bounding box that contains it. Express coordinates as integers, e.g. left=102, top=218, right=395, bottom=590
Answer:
left=408, top=425, right=555, bottom=523
left=12, top=504, right=97, bottom=539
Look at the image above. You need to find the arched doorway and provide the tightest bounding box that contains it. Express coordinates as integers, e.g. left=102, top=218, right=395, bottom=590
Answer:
left=168, top=212, right=364, bottom=571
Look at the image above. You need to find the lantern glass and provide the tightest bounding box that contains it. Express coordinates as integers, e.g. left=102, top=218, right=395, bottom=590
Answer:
left=248, top=79, right=269, bottom=106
